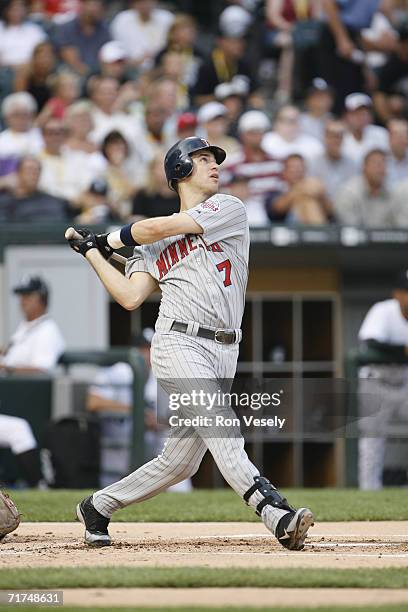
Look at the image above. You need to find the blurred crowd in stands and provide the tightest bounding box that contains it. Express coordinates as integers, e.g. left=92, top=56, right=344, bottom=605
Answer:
left=0, top=0, right=407, bottom=228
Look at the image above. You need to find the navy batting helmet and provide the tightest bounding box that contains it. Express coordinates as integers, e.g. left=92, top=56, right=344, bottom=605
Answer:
left=164, top=137, right=226, bottom=191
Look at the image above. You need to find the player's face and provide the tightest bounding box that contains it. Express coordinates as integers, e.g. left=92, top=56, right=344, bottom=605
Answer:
left=190, top=150, right=219, bottom=196
left=19, top=293, right=45, bottom=321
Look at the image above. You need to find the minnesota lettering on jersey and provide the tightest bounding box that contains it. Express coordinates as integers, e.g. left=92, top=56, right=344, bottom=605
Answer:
left=156, top=235, right=223, bottom=279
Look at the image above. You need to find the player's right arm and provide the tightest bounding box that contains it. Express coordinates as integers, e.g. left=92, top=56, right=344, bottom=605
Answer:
left=86, top=249, right=157, bottom=311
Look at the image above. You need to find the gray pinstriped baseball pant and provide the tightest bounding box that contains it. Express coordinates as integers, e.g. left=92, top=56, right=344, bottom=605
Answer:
left=93, top=330, right=288, bottom=533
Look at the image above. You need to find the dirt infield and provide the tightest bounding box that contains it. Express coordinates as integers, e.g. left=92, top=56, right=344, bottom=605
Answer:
left=2, top=521, right=408, bottom=569
left=61, top=587, right=408, bottom=608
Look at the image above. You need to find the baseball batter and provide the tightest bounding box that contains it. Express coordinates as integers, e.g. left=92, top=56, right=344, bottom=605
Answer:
left=67, top=137, right=314, bottom=550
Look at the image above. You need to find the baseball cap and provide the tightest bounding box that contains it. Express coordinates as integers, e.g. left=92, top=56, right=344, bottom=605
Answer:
left=197, top=102, right=227, bottom=124
left=215, top=75, right=250, bottom=101
left=238, top=110, right=271, bottom=134
left=306, top=78, right=333, bottom=96
left=394, top=269, right=408, bottom=290
left=89, top=178, right=108, bottom=196
left=345, top=93, right=372, bottom=111
left=219, top=6, right=252, bottom=38
left=13, top=275, right=49, bottom=298
left=177, top=112, right=197, bottom=132
left=99, top=41, right=128, bottom=64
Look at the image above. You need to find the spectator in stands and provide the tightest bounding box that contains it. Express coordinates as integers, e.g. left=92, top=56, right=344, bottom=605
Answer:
left=300, top=78, right=334, bottom=142
left=264, top=0, right=321, bottom=103
left=318, top=0, right=382, bottom=114
left=307, top=119, right=357, bottom=200
left=342, top=93, right=389, bottom=164
left=36, top=71, right=80, bottom=126
left=65, top=99, right=104, bottom=158
left=75, top=177, right=113, bottom=223
left=197, top=101, right=240, bottom=160
left=222, top=110, right=284, bottom=226
left=374, top=22, right=408, bottom=123
left=13, top=41, right=56, bottom=111
left=0, top=156, right=69, bottom=221
left=214, top=75, right=250, bottom=133
left=55, top=0, right=110, bottom=76
left=0, top=93, right=43, bottom=179
left=101, top=130, right=138, bottom=219
left=334, top=148, right=404, bottom=227
left=387, top=118, right=408, bottom=184
left=154, top=13, right=202, bottom=89
left=0, top=275, right=65, bottom=488
left=190, top=20, right=257, bottom=107
left=357, top=269, right=408, bottom=489
left=134, top=98, right=176, bottom=169
left=176, top=111, right=197, bottom=140
left=0, top=275, right=65, bottom=372
left=262, top=105, right=323, bottom=163
left=267, top=153, right=333, bottom=225
left=110, top=0, right=174, bottom=71
left=131, top=151, right=179, bottom=219
left=145, top=77, right=179, bottom=120
left=38, top=117, right=93, bottom=203
left=88, top=76, right=141, bottom=148
left=0, top=0, right=46, bottom=68
left=97, top=40, right=130, bottom=84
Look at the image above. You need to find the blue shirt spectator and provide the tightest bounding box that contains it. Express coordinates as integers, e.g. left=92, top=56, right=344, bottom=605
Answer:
left=335, top=0, right=380, bottom=30
left=54, top=0, right=110, bottom=75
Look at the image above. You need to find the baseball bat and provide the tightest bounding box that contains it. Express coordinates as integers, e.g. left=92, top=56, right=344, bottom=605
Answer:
left=64, top=227, right=128, bottom=266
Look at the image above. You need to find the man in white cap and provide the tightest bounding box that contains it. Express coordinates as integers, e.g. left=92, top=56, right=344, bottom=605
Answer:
left=342, top=93, right=388, bottom=164
left=98, top=41, right=130, bottom=84
left=222, top=110, right=284, bottom=226
left=197, top=101, right=239, bottom=159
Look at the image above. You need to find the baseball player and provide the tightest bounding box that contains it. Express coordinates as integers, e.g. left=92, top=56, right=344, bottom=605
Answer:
left=67, top=137, right=314, bottom=550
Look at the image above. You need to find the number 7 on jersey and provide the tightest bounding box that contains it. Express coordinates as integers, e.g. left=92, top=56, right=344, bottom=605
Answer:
left=216, top=259, right=232, bottom=287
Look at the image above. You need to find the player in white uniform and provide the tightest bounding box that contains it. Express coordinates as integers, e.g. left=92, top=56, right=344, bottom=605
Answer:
left=358, top=270, right=408, bottom=490
left=67, top=137, right=314, bottom=550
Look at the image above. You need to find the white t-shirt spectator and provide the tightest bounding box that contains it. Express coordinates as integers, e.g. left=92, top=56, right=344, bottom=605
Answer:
left=0, top=128, right=43, bottom=175
left=110, top=8, right=173, bottom=67
left=1, top=314, right=65, bottom=371
left=38, top=148, right=98, bottom=201
left=0, top=21, right=46, bottom=66
left=342, top=125, right=389, bottom=165
left=262, top=132, right=323, bottom=163
left=307, top=153, right=358, bottom=200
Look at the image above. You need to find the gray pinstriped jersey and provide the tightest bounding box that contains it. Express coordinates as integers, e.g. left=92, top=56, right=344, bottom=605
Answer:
left=125, top=194, right=249, bottom=330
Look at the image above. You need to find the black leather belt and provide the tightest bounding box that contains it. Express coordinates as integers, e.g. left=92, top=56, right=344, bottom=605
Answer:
left=171, top=321, right=238, bottom=344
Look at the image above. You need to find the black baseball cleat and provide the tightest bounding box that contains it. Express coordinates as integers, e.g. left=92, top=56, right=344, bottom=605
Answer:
left=76, top=495, right=111, bottom=547
left=275, top=507, right=314, bottom=551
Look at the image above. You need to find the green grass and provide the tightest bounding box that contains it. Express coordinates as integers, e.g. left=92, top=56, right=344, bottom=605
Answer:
left=0, top=567, right=407, bottom=590
left=8, top=488, right=408, bottom=522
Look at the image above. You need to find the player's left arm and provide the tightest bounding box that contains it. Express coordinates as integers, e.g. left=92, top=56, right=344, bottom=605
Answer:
left=107, top=214, right=203, bottom=249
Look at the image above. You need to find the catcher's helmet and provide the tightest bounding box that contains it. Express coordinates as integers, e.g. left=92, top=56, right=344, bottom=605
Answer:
left=164, top=137, right=226, bottom=191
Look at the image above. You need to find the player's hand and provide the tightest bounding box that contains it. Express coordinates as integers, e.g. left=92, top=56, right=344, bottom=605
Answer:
left=95, top=233, right=114, bottom=260
left=68, top=228, right=99, bottom=258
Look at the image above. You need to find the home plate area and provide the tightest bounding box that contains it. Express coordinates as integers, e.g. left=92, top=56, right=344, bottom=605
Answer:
left=2, top=521, right=408, bottom=570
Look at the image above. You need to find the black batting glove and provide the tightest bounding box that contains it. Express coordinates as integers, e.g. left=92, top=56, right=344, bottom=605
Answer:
left=95, top=233, right=114, bottom=260
left=68, top=229, right=98, bottom=257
